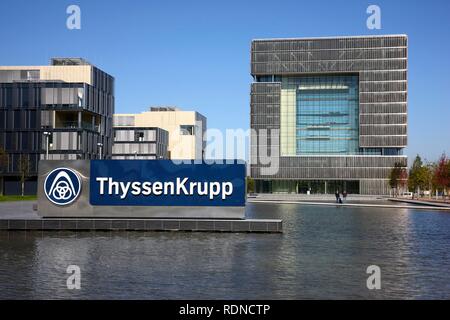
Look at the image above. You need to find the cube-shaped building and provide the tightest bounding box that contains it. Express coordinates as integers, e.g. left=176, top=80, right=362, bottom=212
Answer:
left=250, top=35, right=408, bottom=195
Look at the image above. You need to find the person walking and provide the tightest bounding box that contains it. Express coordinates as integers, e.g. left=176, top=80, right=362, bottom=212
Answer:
left=335, top=190, right=340, bottom=203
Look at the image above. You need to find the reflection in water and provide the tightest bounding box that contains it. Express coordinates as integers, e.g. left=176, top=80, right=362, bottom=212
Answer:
left=1, top=203, right=450, bottom=299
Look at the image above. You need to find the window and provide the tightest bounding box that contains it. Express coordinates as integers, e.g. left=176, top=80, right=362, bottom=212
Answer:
left=180, top=125, right=195, bottom=135
left=383, top=148, right=402, bottom=156
left=280, top=75, right=360, bottom=155
left=113, top=116, right=135, bottom=126
left=26, top=70, right=40, bottom=81
left=134, top=131, right=144, bottom=142
left=256, top=75, right=281, bottom=82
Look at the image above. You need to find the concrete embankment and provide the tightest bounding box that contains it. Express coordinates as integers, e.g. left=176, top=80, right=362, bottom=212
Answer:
left=387, top=198, right=450, bottom=208
left=248, top=194, right=450, bottom=211
left=0, top=201, right=282, bottom=233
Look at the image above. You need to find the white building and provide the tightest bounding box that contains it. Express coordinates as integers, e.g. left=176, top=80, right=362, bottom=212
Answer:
left=113, top=106, right=206, bottom=160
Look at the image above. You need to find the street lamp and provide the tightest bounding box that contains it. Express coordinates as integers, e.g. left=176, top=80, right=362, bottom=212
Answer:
left=97, top=142, right=103, bottom=160
left=43, top=132, right=51, bottom=160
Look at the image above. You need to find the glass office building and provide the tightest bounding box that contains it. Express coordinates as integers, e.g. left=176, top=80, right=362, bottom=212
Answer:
left=250, top=35, right=408, bottom=195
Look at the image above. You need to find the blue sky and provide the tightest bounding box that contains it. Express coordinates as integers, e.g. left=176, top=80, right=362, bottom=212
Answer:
left=0, top=0, right=449, bottom=162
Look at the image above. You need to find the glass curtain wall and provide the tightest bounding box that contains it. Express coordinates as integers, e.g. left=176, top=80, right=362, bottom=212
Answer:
left=280, top=75, right=359, bottom=155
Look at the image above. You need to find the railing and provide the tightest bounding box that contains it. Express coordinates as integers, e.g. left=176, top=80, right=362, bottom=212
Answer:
left=54, top=121, right=100, bottom=132
left=56, top=121, right=78, bottom=129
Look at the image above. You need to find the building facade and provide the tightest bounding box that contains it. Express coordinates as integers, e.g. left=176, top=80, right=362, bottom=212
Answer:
left=112, top=126, right=168, bottom=159
left=250, top=35, right=408, bottom=195
left=114, top=107, right=206, bottom=160
left=0, top=58, right=114, bottom=195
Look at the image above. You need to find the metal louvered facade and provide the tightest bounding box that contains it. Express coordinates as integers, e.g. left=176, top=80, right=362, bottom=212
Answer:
left=250, top=35, right=408, bottom=195
left=112, top=127, right=168, bottom=159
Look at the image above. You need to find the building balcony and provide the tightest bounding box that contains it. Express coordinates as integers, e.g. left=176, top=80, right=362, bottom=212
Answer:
left=53, top=121, right=99, bottom=131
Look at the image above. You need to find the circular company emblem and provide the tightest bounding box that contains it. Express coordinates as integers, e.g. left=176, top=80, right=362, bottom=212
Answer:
left=44, top=168, right=82, bottom=206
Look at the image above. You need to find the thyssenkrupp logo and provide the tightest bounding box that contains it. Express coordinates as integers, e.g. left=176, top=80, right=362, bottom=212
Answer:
left=44, top=168, right=82, bottom=206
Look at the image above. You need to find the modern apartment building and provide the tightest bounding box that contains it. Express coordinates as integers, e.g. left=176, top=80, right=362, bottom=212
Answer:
left=0, top=58, right=114, bottom=195
left=250, top=35, right=408, bottom=195
left=114, top=107, right=206, bottom=160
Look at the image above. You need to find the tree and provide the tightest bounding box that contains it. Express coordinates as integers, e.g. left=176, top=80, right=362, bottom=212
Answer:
left=447, top=160, right=450, bottom=189
left=433, top=154, right=450, bottom=199
left=389, top=164, right=400, bottom=196
left=408, top=155, right=431, bottom=198
left=18, top=154, right=30, bottom=197
left=389, top=162, right=408, bottom=197
left=246, top=176, right=255, bottom=194
left=399, top=165, right=408, bottom=195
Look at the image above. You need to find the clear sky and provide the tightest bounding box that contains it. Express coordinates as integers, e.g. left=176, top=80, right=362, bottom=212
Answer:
left=0, top=0, right=449, bottom=162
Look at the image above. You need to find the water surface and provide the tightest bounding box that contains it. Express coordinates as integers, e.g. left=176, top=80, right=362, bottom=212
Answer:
left=1, top=203, right=450, bottom=299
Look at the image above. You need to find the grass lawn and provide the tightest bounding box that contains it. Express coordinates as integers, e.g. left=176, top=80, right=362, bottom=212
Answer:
left=0, top=195, right=37, bottom=202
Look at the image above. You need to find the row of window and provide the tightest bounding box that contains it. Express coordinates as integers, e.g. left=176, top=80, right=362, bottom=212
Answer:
left=273, top=155, right=406, bottom=167
left=360, top=135, right=407, bottom=147
left=0, top=110, right=39, bottom=129
left=360, top=125, right=407, bottom=135
left=0, top=110, right=108, bottom=134
left=0, top=131, right=111, bottom=154
left=114, top=129, right=160, bottom=142
left=251, top=114, right=407, bottom=126
left=0, top=70, right=40, bottom=82
left=0, top=132, right=41, bottom=152
left=255, top=71, right=407, bottom=84
left=250, top=148, right=406, bottom=163
left=0, top=153, right=39, bottom=173
left=112, top=143, right=159, bottom=155
left=253, top=48, right=407, bottom=63
left=254, top=179, right=361, bottom=194
left=251, top=103, right=407, bottom=115
left=112, top=155, right=158, bottom=160
left=252, top=37, right=407, bottom=52
left=252, top=167, right=399, bottom=179
left=251, top=115, right=280, bottom=126
left=360, top=81, right=407, bottom=92
left=43, top=153, right=99, bottom=161
left=296, top=140, right=360, bottom=155
left=252, top=178, right=393, bottom=195
left=360, top=114, right=407, bottom=125
left=360, top=103, right=407, bottom=114
left=360, top=92, right=407, bottom=103
left=253, top=59, right=407, bottom=75
left=251, top=95, right=280, bottom=104
left=251, top=83, right=281, bottom=93
left=113, top=115, right=135, bottom=126
left=0, top=84, right=114, bottom=118
left=359, top=70, right=407, bottom=81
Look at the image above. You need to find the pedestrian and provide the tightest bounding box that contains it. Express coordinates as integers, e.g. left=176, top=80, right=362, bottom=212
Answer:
left=335, top=190, right=340, bottom=203
left=343, top=190, right=347, bottom=203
